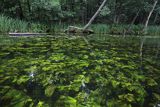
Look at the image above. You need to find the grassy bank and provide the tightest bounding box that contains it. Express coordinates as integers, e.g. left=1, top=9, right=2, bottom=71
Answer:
left=91, top=24, right=160, bottom=36
left=0, top=15, right=160, bottom=36
left=51, top=24, right=160, bottom=36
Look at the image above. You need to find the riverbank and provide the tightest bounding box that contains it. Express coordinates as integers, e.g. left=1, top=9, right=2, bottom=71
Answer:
left=1, top=15, right=160, bottom=36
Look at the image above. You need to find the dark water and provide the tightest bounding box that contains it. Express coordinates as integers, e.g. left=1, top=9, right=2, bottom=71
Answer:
left=0, top=35, right=160, bottom=107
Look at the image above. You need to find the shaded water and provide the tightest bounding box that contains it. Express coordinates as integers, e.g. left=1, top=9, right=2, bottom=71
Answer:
left=0, top=34, right=160, bottom=107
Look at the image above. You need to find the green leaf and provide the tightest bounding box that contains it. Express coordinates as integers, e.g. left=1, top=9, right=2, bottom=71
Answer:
left=55, top=96, right=77, bottom=107
left=45, top=85, right=56, bottom=97
left=111, top=80, right=120, bottom=88
left=119, top=94, right=135, bottom=103
left=153, top=93, right=160, bottom=101
left=95, top=65, right=101, bottom=71
left=125, top=94, right=135, bottom=102
left=147, top=78, right=158, bottom=86
left=17, top=76, right=30, bottom=85
left=83, top=55, right=89, bottom=59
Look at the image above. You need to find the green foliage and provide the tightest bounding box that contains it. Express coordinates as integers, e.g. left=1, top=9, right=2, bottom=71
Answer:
left=1, top=0, right=160, bottom=30
left=100, top=6, right=111, bottom=17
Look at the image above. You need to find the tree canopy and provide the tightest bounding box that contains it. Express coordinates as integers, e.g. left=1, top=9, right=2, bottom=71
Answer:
left=0, top=0, right=159, bottom=25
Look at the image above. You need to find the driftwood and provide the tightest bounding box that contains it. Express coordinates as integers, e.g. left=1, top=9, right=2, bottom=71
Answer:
left=9, top=33, right=48, bottom=36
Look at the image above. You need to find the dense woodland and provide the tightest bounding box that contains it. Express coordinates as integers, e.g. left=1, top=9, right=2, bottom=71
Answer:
left=0, top=0, right=160, bottom=25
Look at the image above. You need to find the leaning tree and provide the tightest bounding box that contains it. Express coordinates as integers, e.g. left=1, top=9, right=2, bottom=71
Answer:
left=143, top=0, right=158, bottom=34
left=65, top=0, right=108, bottom=34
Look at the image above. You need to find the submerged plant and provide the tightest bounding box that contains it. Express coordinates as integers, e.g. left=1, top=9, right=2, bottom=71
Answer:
left=0, top=36, right=159, bottom=107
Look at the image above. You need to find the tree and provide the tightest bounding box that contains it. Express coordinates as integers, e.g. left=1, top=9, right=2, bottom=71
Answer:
left=143, top=0, right=158, bottom=34
left=65, top=0, right=108, bottom=33
left=1, top=0, right=160, bottom=32
left=83, top=0, right=108, bottom=30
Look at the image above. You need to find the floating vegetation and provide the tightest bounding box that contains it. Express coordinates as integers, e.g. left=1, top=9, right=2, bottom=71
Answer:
left=0, top=36, right=160, bottom=107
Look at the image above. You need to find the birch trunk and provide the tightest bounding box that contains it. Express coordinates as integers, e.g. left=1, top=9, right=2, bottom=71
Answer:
left=143, top=0, right=158, bottom=34
left=83, top=0, right=108, bottom=30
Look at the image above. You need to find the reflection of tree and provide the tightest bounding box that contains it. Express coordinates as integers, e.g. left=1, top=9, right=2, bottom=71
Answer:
left=155, top=42, right=160, bottom=59
left=140, top=37, right=146, bottom=70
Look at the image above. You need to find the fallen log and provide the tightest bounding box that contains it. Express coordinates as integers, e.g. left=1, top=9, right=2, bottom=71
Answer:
left=9, top=33, right=48, bottom=36
left=64, top=26, right=94, bottom=34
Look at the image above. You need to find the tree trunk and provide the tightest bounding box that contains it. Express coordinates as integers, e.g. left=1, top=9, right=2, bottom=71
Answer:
left=113, top=15, right=117, bottom=24
left=83, top=0, right=108, bottom=30
left=17, top=0, right=24, bottom=20
left=131, top=11, right=140, bottom=26
left=143, top=0, right=158, bottom=34
left=65, top=0, right=108, bottom=34
left=128, top=11, right=140, bottom=31
left=153, top=12, right=159, bottom=24
left=27, top=0, right=31, bottom=12
left=123, top=11, right=140, bottom=37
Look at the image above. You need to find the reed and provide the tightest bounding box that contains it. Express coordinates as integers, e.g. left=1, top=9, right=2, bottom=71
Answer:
left=0, top=14, right=47, bottom=33
left=147, top=25, right=160, bottom=36
left=0, top=15, right=29, bottom=33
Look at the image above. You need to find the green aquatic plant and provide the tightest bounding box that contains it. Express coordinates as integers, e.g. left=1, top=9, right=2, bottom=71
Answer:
left=0, top=36, right=159, bottom=107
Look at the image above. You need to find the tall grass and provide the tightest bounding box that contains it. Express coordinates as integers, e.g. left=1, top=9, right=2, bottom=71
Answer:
left=147, top=26, right=160, bottom=36
left=50, top=23, right=68, bottom=33
left=0, top=15, right=28, bottom=33
left=91, top=24, right=110, bottom=34
left=91, top=24, right=160, bottom=36
left=0, top=14, right=47, bottom=33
